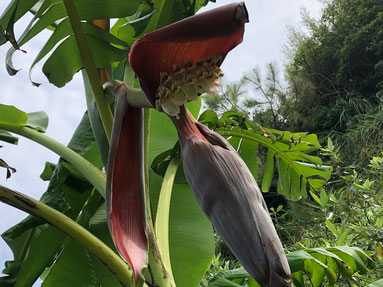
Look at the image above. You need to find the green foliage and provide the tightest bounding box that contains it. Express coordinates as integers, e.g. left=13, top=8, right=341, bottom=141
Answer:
left=198, top=110, right=331, bottom=201
left=270, top=140, right=383, bottom=286
left=369, top=279, right=383, bottom=286
left=288, top=246, right=374, bottom=286
left=0, top=113, right=103, bottom=286
left=203, top=246, right=374, bottom=287
left=285, top=0, right=383, bottom=135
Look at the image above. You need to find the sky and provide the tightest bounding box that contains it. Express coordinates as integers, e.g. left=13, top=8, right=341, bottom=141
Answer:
left=0, top=0, right=323, bottom=284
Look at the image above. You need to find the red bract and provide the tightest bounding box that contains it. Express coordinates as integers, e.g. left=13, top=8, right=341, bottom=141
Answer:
left=106, top=86, right=147, bottom=284
left=129, top=2, right=248, bottom=108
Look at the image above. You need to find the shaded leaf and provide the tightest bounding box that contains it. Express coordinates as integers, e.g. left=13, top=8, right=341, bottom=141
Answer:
left=42, top=191, right=104, bottom=287
left=41, top=241, right=97, bottom=287
left=0, top=130, right=18, bottom=145
left=125, top=8, right=157, bottom=37
left=0, top=0, right=39, bottom=32
left=40, top=162, right=57, bottom=181
left=238, top=139, right=259, bottom=180
left=198, top=109, right=218, bottom=129
left=169, top=182, right=215, bottom=287
left=82, top=71, right=109, bottom=168
left=262, top=149, right=275, bottom=193
left=6, top=0, right=141, bottom=49
left=2, top=260, right=21, bottom=276
left=115, top=0, right=211, bottom=47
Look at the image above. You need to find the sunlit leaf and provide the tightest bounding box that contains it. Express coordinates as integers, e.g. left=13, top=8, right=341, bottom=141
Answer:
left=26, top=111, right=48, bottom=132
left=0, top=104, right=28, bottom=126
left=369, top=279, right=383, bottom=286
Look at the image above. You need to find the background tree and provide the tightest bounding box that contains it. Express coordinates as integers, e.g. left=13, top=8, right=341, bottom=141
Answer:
left=209, top=0, right=383, bottom=165
left=284, top=0, right=383, bottom=164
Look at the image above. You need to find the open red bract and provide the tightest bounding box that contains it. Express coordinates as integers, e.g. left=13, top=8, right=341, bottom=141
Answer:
left=129, top=2, right=248, bottom=106
left=106, top=88, right=147, bottom=284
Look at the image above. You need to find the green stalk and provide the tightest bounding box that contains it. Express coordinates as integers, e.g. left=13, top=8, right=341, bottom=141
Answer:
left=155, top=157, right=180, bottom=280
left=143, top=108, right=152, bottom=224
left=146, top=229, right=175, bottom=287
left=62, top=0, right=113, bottom=140
left=0, top=185, right=132, bottom=286
left=0, top=124, right=106, bottom=197
left=142, top=108, right=175, bottom=287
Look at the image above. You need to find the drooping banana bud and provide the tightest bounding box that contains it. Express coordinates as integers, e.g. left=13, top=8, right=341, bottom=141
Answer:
left=169, top=106, right=292, bottom=287
left=106, top=84, right=147, bottom=283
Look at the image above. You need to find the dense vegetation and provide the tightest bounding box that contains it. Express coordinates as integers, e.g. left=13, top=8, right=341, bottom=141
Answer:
left=204, top=0, right=383, bottom=285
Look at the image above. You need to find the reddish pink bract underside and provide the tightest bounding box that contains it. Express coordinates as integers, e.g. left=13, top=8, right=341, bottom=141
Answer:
left=107, top=90, right=147, bottom=283
left=129, top=2, right=248, bottom=105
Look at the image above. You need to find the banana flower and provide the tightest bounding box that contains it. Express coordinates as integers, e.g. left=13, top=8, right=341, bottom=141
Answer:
left=109, top=2, right=291, bottom=286
left=129, top=2, right=248, bottom=114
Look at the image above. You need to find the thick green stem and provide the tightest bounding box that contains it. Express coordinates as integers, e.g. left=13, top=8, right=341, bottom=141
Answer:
left=62, top=0, right=113, bottom=140
left=146, top=228, right=175, bottom=287
left=143, top=108, right=152, bottom=223
left=0, top=185, right=132, bottom=286
left=0, top=124, right=106, bottom=197
left=155, top=157, right=180, bottom=280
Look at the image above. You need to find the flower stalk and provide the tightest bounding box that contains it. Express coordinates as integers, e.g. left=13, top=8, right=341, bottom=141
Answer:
left=155, top=156, right=181, bottom=281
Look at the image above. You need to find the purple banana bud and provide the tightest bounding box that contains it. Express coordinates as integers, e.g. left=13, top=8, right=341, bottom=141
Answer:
left=169, top=106, right=292, bottom=287
left=106, top=84, right=147, bottom=283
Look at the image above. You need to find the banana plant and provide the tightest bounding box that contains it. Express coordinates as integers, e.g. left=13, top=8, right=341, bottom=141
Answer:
left=0, top=0, right=355, bottom=287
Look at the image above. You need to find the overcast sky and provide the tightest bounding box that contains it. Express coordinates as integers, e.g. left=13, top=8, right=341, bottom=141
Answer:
left=0, top=0, right=323, bottom=283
